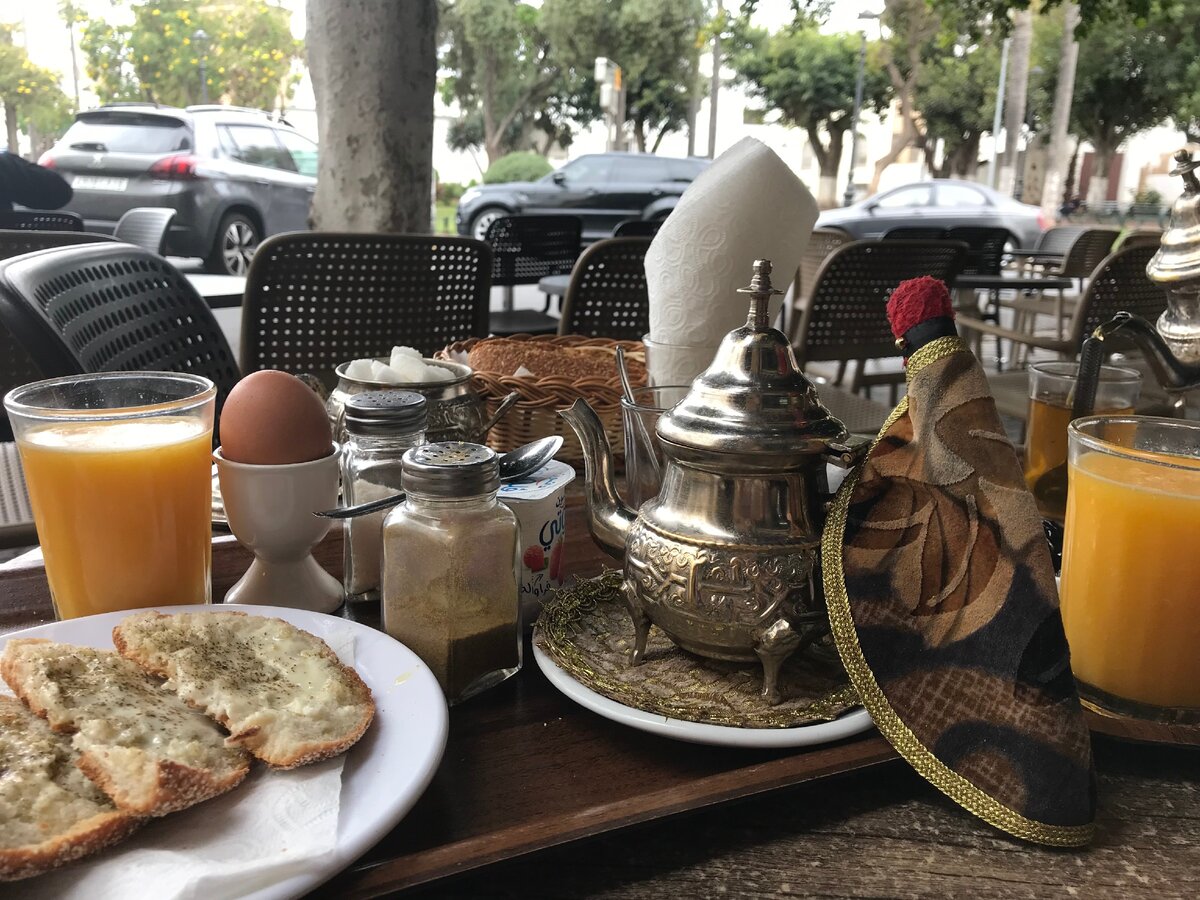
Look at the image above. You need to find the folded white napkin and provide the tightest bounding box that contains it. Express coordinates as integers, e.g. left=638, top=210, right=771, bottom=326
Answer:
left=21, top=627, right=357, bottom=900
left=643, top=137, right=818, bottom=383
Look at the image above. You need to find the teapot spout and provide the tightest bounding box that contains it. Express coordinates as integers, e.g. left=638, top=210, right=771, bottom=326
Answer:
left=1092, top=312, right=1200, bottom=392
left=559, top=399, right=636, bottom=559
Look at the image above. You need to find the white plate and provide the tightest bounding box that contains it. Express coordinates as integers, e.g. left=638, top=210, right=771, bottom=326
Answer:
left=0, top=604, right=448, bottom=900
left=71, top=175, right=128, bottom=191
left=533, top=642, right=874, bottom=749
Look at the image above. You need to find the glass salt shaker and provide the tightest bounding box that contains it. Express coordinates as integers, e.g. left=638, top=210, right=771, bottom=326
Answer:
left=381, top=442, right=522, bottom=704
left=341, top=390, right=427, bottom=605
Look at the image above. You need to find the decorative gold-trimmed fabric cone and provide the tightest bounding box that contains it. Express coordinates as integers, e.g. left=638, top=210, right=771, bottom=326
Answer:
left=820, top=288, right=1096, bottom=847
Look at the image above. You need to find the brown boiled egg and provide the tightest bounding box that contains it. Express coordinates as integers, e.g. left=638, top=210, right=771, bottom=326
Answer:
left=219, top=370, right=333, bottom=465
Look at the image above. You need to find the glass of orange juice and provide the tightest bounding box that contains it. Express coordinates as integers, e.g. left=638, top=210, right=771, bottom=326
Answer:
left=1024, top=361, right=1140, bottom=522
left=1060, top=416, right=1200, bottom=721
left=4, top=372, right=216, bottom=619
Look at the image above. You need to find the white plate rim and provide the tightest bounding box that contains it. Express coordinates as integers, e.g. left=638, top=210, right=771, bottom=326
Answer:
left=0, top=604, right=449, bottom=900
left=532, top=642, right=874, bottom=749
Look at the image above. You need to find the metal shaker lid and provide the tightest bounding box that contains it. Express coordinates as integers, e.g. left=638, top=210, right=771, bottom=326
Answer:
left=656, top=259, right=847, bottom=460
left=345, top=390, right=427, bottom=436
left=402, top=441, right=499, bottom=497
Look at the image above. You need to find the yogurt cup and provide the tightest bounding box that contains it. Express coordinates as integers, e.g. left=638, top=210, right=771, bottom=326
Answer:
left=498, top=459, right=576, bottom=624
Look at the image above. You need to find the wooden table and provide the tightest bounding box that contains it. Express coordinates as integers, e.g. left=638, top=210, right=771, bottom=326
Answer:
left=3, top=500, right=1198, bottom=898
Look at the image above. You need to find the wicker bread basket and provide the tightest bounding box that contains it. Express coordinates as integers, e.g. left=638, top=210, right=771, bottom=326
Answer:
left=436, top=334, right=645, bottom=465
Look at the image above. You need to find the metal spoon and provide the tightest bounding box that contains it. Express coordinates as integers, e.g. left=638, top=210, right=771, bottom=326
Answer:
left=315, top=435, right=563, bottom=519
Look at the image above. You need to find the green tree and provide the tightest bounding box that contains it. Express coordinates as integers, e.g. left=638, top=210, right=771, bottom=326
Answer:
left=440, top=0, right=597, bottom=165
left=542, top=0, right=706, bottom=154
left=733, top=25, right=891, bottom=206
left=79, top=0, right=302, bottom=110
left=0, top=24, right=73, bottom=153
left=914, top=21, right=1001, bottom=179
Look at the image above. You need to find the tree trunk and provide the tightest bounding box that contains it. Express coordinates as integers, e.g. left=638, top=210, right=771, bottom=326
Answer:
left=1087, top=145, right=1113, bottom=207
left=707, top=0, right=722, bottom=158
left=634, top=119, right=647, bottom=153
left=1040, top=2, right=1081, bottom=219
left=3, top=103, right=17, bottom=153
left=814, top=127, right=844, bottom=208
left=686, top=44, right=700, bottom=157
left=998, top=9, right=1032, bottom=196
left=308, top=0, right=436, bottom=232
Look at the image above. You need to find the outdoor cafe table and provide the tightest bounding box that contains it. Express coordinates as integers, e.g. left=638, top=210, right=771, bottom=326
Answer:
left=185, top=272, right=246, bottom=309
left=2, top=497, right=1199, bottom=897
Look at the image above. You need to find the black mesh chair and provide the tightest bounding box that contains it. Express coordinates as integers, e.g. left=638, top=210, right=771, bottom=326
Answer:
left=0, top=210, right=84, bottom=231
left=558, top=237, right=651, bottom=340
left=946, top=226, right=1012, bottom=276
left=788, top=227, right=853, bottom=344
left=0, top=231, right=123, bottom=440
left=882, top=226, right=948, bottom=241
left=484, top=214, right=581, bottom=335
left=793, top=240, right=969, bottom=401
left=0, top=229, right=118, bottom=259
left=612, top=219, right=663, bottom=238
left=242, top=232, right=491, bottom=383
left=114, top=207, right=177, bottom=255
left=0, top=244, right=241, bottom=436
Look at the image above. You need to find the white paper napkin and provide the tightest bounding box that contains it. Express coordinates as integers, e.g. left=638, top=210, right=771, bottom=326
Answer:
left=643, top=137, right=818, bottom=382
left=20, top=627, right=357, bottom=900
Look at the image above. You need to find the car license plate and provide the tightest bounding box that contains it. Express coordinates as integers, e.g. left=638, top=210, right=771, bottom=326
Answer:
left=72, top=175, right=128, bottom=192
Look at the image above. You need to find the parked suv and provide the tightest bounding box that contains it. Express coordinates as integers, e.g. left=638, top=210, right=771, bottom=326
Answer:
left=456, top=153, right=709, bottom=241
left=39, top=104, right=318, bottom=274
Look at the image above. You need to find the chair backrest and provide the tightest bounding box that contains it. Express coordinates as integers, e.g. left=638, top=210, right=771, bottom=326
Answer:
left=1033, top=225, right=1084, bottom=255
left=794, top=240, right=969, bottom=365
left=242, top=232, right=492, bottom=381
left=945, top=226, right=1011, bottom=277
left=1056, top=227, right=1121, bottom=279
left=0, top=210, right=84, bottom=232
left=789, top=228, right=853, bottom=343
left=882, top=226, right=948, bottom=241
left=1066, top=244, right=1168, bottom=347
left=558, top=237, right=651, bottom=340
left=0, top=231, right=122, bottom=439
left=113, top=207, right=177, bottom=255
left=0, top=229, right=118, bottom=261
left=1115, top=229, right=1163, bottom=251
left=612, top=219, right=662, bottom=238
left=484, top=215, right=582, bottom=287
left=0, top=243, right=241, bottom=432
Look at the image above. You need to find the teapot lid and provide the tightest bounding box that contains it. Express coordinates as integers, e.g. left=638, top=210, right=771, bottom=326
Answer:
left=657, top=259, right=847, bottom=458
left=1147, top=148, right=1200, bottom=287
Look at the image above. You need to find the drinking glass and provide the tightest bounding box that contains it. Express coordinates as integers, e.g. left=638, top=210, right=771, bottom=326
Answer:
left=5, top=372, right=217, bottom=619
left=1060, top=416, right=1200, bottom=721
left=622, top=384, right=689, bottom=508
left=1024, top=361, right=1140, bottom=522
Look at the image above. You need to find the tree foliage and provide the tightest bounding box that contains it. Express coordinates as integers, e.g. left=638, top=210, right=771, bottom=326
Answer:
left=439, top=0, right=705, bottom=162
left=79, top=0, right=302, bottom=110
left=483, top=150, right=553, bottom=183
left=732, top=24, right=891, bottom=200
left=543, top=0, right=706, bottom=154
left=915, top=15, right=1001, bottom=178
left=0, top=24, right=73, bottom=149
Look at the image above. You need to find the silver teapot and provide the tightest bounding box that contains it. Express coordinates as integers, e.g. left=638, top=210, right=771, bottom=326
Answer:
left=560, top=260, right=866, bottom=704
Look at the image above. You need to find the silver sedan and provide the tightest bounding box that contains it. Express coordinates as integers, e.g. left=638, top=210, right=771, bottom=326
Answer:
left=816, top=179, right=1048, bottom=248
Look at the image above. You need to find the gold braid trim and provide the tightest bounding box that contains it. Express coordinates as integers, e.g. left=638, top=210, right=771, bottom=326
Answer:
left=905, top=334, right=965, bottom=383
left=820, top=383, right=1097, bottom=848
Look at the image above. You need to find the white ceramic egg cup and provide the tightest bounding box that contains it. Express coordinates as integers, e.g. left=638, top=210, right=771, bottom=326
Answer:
left=214, top=445, right=342, bottom=614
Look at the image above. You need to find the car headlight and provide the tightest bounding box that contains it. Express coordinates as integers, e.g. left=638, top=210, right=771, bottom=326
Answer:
left=460, top=189, right=482, bottom=206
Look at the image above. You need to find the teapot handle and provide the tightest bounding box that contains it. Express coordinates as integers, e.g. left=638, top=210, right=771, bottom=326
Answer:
left=823, top=434, right=871, bottom=470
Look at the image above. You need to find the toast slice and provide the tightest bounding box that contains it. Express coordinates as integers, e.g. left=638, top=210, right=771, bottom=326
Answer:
left=114, top=611, right=375, bottom=769
left=1, top=639, right=250, bottom=817
left=0, top=696, right=142, bottom=881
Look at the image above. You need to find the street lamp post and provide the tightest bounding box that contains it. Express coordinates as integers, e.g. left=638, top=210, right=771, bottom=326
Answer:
left=844, top=11, right=880, bottom=208
left=193, top=29, right=209, bottom=104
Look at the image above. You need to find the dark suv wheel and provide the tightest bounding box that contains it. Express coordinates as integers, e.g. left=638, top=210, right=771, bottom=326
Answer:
left=207, top=212, right=260, bottom=275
